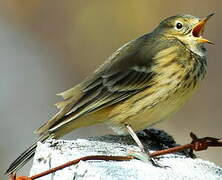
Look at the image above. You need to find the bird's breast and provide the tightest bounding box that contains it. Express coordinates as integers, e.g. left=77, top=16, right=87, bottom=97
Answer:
left=106, top=46, right=207, bottom=134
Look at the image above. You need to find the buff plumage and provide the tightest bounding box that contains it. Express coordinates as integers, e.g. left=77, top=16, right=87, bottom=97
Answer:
left=6, top=13, right=213, bottom=174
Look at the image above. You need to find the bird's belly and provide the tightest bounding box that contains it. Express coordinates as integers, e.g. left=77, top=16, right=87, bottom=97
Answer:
left=107, top=87, right=197, bottom=134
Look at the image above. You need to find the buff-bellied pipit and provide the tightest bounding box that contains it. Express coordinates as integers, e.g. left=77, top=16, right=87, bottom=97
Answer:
left=6, top=13, right=214, bottom=174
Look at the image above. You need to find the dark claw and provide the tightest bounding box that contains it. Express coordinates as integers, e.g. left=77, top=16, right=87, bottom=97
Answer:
left=150, top=157, right=170, bottom=169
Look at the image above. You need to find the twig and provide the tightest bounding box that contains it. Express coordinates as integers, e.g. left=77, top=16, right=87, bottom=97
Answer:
left=31, top=155, right=134, bottom=179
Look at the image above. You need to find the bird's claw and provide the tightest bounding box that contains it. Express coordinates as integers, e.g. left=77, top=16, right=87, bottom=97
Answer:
left=127, top=150, right=170, bottom=168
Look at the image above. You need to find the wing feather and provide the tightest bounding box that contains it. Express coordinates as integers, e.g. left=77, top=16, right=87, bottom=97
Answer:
left=47, top=33, right=179, bottom=133
left=49, top=67, right=155, bottom=132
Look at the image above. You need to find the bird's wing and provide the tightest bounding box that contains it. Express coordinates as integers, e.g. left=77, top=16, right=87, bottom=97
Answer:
left=45, top=34, right=179, bottom=133
left=46, top=34, right=158, bottom=132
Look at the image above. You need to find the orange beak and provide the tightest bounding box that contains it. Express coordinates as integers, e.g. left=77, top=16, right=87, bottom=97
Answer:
left=192, top=13, right=214, bottom=44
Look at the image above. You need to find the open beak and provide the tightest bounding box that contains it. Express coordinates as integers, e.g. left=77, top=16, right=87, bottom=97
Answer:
left=192, top=13, right=214, bottom=44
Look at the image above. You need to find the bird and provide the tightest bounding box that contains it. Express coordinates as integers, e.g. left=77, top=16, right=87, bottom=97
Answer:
left=6, top=13, right=214, bottom=174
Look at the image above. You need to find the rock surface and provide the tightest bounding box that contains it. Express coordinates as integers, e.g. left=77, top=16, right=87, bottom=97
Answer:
left=30, top=129, right=222, bottom=180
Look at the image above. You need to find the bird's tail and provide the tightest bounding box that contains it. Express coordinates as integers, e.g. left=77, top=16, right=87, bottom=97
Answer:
left=5, top=133, right=51, bottom=175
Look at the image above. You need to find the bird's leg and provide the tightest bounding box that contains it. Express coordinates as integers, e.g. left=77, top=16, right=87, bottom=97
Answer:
left=125, top=124, right=147, bottom=154
left=125, top=124, right=166, bottom=168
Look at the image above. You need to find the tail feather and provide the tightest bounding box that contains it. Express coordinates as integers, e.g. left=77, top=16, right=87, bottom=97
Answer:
left=5, top=133, right=51, bottom=175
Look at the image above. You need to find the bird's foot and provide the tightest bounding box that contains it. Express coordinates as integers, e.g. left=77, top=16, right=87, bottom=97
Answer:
left=128, top=150, right=169, bottom=168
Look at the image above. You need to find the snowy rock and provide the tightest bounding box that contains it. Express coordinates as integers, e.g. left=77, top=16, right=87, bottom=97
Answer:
left=30, top=129, right=222, bottom=180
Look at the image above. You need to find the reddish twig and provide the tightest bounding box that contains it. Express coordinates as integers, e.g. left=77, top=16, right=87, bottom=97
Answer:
left=151, top=132, right=222, bottom=157
left=9, top=156, right=134, bottom=180
left=31, top=155, right=134, bottom=179
left=9, top=132, right=222, bottom=180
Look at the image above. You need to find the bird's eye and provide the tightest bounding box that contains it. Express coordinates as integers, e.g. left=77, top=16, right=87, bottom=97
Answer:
left=175, top=22, right=183, bottom=30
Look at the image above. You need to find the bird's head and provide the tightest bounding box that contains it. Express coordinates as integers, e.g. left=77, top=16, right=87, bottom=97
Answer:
left=154, top=14, right=214, bottom=56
